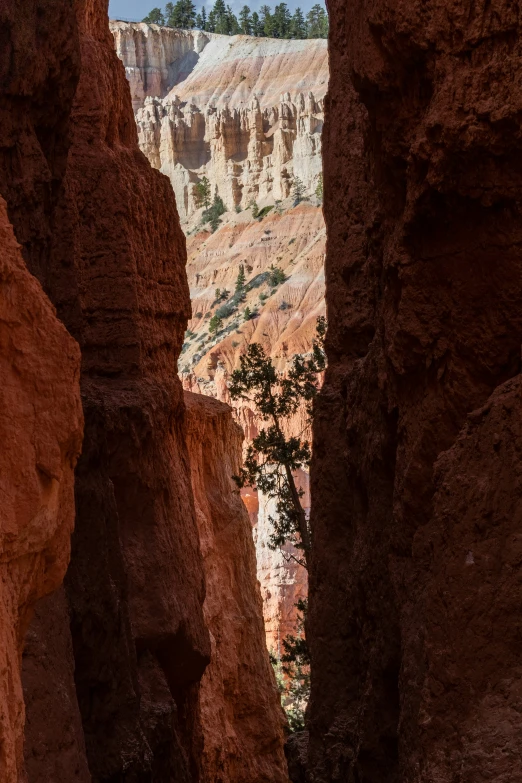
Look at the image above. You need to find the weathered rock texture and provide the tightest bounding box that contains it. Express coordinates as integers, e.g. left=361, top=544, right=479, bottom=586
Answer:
left=22, top=589, right=91, bottom=783
left=112, top=21, right=329, bottom=657
left=1, top=0, right=210, bottom=779
left=184, top=391, right=289, bottom=783
left=0, top=197, right=83, bottom=781
left=111, top=22, right=328, bottom=221
left=180, top=201, right=324, bottom=651
left=309, top=1, right=522, bottom=781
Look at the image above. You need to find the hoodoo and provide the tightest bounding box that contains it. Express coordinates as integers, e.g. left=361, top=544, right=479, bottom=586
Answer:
left=309, top=0, right=522, bottom=781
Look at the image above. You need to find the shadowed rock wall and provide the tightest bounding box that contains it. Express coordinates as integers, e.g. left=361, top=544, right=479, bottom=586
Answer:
left=184, top=391, right=289, bottom=783
left=308, top=1, right=522, bottom=781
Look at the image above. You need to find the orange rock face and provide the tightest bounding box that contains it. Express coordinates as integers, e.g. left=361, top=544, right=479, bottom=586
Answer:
left=184, top=391, right=289, bottom=783
left=2, top=0, right=209, bottom=778
left=0, top=198, right=83, bottom=781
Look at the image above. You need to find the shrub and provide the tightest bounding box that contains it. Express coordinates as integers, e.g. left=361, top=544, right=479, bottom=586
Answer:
left=257, top=205, right=273, bottom=220
left=268, top=264, right=287, bottom=287
left=216, top=302, right=236, bottom=320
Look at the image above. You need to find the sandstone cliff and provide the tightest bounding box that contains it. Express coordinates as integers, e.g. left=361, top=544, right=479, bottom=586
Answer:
left=184, top=391, right=289, bottom=783
left=0, top=198, right=83, bottom=781
left=2, top=2, right=294, bottom=780
left=309, top=1, right=522, bottom=780
left=111, top=22, right=328, bottom=222
left=1, top=0, right=209, bottom=778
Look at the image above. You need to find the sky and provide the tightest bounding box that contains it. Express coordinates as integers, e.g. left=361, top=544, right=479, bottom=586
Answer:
left=108, top=0, right=326, bottom=21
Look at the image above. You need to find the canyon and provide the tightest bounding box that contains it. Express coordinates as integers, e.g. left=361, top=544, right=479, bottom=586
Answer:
left=111, top=20, right=328, bottom=658
left=2, top=1, right=522, bottom=782
left=1, top=1, right=287, bottom=781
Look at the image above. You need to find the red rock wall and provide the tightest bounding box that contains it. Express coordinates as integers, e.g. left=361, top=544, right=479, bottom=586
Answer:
left=1, top=0, right=210, bottom=779
left=0, top=197, right=83, bottom=781
left=308, top=2, right=522, bottom=781
left=184, top=392, right=289, bottom=783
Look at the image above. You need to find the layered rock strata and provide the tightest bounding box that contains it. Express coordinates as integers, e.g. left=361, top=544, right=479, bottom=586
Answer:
left=180, top=201, right=325, bottom=650
left=0, top=198, right=83, bottom=781
left=184, top=391, right=289, bottom=783
left=309, top=1, right=522, bottom=781
left=111, top=22, right=328, bottom=221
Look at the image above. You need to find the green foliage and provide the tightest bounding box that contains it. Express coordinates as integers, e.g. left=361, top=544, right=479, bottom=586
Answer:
left=280, top=599, right=310, bottom=731
left=142, top=2, right=328, bottom=37
left=239, top=4, right=252, bottom=33
left=292, top=176, right=306, bottom=205
left=251, top=10, right=262, bottom=35
left=268, top=264, right=286, bottom=287
left=306, top=3, right=328, bottom=37
left=165, top=0, right=196, bottom=27
left=230, top=317, right=327, bottom=566
left=259, top=292, right=269, bottom=302
left=202, top=190, right=227, bottom=232
left=289, top=7, right=306, bottom=38
left=209, top=314, right=223, bottom=334
left=216, top=302, right=236, bottom=319
left=193, top=176, right=211, bottom=209
left=315, top=172, right=323, bottom=203
left=257, top=205, right=273, bottom=220
left=249, top=200, right=259, bottom=218
left=195, top=5, right=206, bottom=27
left=142, top=6, right=165, bottom=24
left=235, top=264, right=246, bottom=293
left=243, top=306, right=253, bottom=321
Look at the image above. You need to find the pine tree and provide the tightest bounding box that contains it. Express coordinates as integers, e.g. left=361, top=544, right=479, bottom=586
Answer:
left=292, top=176, right=306, bottom=204
left=193, top=176, right=211, bottom=209
left=273, top=3, right=291, bottom=37
left=142, top=7, right=165, bottom=24
left=209, top=314, right=223, bottom=334
left=251, top=10, right=262, bottom=35
left=195, top=6, right=207, bottom=28
left=260, top=4, right=274, bottom=36
left=235, top=264, right=246, bottom=292
left=230, top=317, right=327, bottom=567
left=165, top=0, right=196, bottom=28
left=306, top=3, right=328, bottom=38
left=239, top=5, right=252, bottom=34
left=290, top=7, right=306, bottom=38
left=243, top=306, right=252, bottom=321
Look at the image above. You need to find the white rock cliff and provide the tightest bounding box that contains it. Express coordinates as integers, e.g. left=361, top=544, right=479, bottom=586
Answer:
left=111, top=22, right=328, bottom=221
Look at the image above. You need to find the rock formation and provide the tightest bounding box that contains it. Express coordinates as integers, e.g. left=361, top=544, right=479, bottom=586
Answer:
left=184, top=391, right=288, bottom=783
left=308, top=1, right=522, bottom=781
left=2, top=2, right=290, bottom=781
left=0, top=197, right=83, bottom=781
left=180, top=201, right=325, bottom=652
left=111, top=21, right=327, bottom=660
left=111, top=22, right=328, bottom=222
